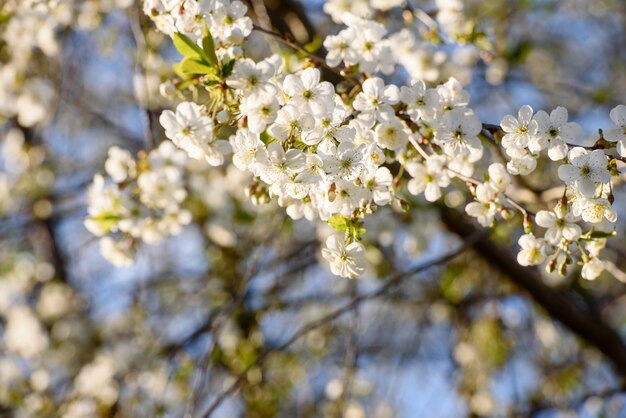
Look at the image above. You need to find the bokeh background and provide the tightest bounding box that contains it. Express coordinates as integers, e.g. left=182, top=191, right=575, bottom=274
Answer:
left=2, top=0, right=626, bottom=417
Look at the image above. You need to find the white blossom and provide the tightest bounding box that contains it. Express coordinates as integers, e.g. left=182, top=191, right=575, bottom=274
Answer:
left=575, top=197, right=617, bottom=224
left=239, top=94, right=279, bottom=133
left=605, top=104, right=626, bottom=156
left=104, top=147, right=136, bottom=183
left=406, top=155, right=450, bottom=201
left=353, top=77, right=399, bottom=125
left=326, top=180, right=366, bottom=216
left=254, top=142, right=306, bottom=189
left=435, top=108, right=482, bottom=158
left=361, top=166, right=393, bottom=205
left=500, top=105, right=538, bottom=149
left=208, top=0, right=252, bottom=44
left=374, top=117, right=409, bottom=150
left=531, top=107, right=581, bottom=161
left=516, top=234, right=546, bottom=266
left=159, top=102, right=230, bottom=166
left=231, top=128, right=263, bottom=171
left=99, top=237, right=135, bottom=267
left=535, top=210, right=581, bottom=244
left=506, top=147, right=537, bottom=175
left=283, top=68, right=335, bottom=117
left=486, top=163, right=511, bottom=193
left=581, top=258, right=605, bottom=280
left=400, top=79, right=438, bottom=122
left=433, top=77, right=469, bottom=115
left=465, top=183, right=498, bottom=227
left=268, top=104, right=314, bottom=141
left=338, top=14, right=394, bottom=74
left=303, top=102, right=354, bottom=146
left=321, top=141, right=366, bottom=181
left=557, top=148, right=609, bottom=198
left=324, top=28, right=358, bottom=67
left=226, top=58, right=276, bottom=96
left=321, top=234, right=366, bottom=279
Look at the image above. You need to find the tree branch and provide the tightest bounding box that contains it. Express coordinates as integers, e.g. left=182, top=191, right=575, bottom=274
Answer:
left=438, top=204, right=626, bottom=382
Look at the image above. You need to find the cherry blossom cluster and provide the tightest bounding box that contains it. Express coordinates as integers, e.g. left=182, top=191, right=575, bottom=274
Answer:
left=0, top=0, right=134, bottom=126
left=143, top=0, right=252, bottom=44
left=85, top=142, right=192, bottom=266
left=143, top=1, right=488, bottom=280
left=100, top=0, right=626, bottom=283
left=323, top=0, right=406, bottom=23
left=323, top=13, right=394, bottom=75
left=0, top=248, right=185, bottom=417
left=500, top=105, right=626, bottom=279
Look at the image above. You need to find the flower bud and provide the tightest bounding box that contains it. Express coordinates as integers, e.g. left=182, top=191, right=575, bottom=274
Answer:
left=558, top=257, right=569, bottom=276
left=159, top=81, right=176, bottom=99
left=523, top=214, right=533, bottom=234
left=555, top=199, right=568, bottom=218
left=216, top=109, right=230, bottom=124
left=499, top=207, right=514, bottom=220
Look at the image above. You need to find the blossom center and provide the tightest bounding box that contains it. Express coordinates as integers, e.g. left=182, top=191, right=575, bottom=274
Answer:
left=580, top=165, right=591, bottom=176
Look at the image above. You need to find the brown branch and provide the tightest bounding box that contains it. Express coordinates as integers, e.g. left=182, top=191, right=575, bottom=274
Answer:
left=15, top=123, right=70, bottom=284
left=438, top=204, right=626, bottom=382
left=253, top=24, right=352, bottom=85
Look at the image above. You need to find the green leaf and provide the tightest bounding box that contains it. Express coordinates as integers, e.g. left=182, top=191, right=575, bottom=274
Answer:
left=303, top=35, right=322, bottom=53
left=609, top=158, right=620, bottom=177
left=260, top=130, right=276, bottom=145
left=221, top=59, right=236, bottom=78
left=328, top=214, right=348, bottom=231
left=0, top=12, right=12, bottom=25
left=176, top=79, right=195, bottom=91
left=173, top=32, right=209, bottom=62
left=589, top=230, right=616, bottom=239
left=180, top=57, right=218, bottom=76
left=202, top=30, right=219, bottom=67
left=88, top=214, right=121, bottom=235
left=580, top=229, right=616, bottom=241
left=172, top=62, right=187, bottom=78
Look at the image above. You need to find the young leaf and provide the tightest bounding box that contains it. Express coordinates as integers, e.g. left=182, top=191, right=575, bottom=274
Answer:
left=328, top=214, right=348, bottom=231
left=589, top=230, right=616, bottom=239
left=260, top=130, right=276, bottom=145
left=180, top=57, right=220, bottom=78
left=221, top=59, right=236, bottom=78
left=173, top=32, right=210, bottom=63
left=172, top=62, right=186, bottom=78
left=202, top=31, right=219, bottom=66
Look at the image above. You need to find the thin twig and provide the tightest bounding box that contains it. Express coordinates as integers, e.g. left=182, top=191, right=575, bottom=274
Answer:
left=185, top=248, right=263, bottom=417
left=199, top=231, right=484, bottom=417
left=407, top=134, right=533, bottom=216
left=128, top=4, right=156, bottom=150
left=253, top=24, right=359, bottom=85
